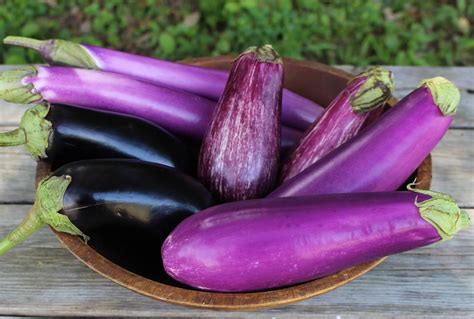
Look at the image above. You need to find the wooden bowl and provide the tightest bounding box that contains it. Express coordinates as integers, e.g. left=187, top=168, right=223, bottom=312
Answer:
left=36, top=57, right=432, bottom=310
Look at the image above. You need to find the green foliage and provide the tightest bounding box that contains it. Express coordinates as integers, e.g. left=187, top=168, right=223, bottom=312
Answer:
left=0, top=0, right=472, bottom=65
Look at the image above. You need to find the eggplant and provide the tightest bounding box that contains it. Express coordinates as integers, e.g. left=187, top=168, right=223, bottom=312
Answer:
left=269, top=77, right=460, bottom=197
left=0, top=159, right=214, bottom=281
left=280, top=67, right=393, bottom=182
left=0, top=65, right=302, bottom=146
left=162, top=186, right=470, bottom=292
left=4, top=35, right=324, bottom=131
left=198, top=45, right=283, bottom=202
left=0, top=103, right=193, bottom=171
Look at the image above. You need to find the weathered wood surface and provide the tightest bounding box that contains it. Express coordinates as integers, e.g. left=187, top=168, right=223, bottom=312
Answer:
left=0, top=206, right=472, bottom=318
left=1, top=129, right=471, bottom=206
left=0, top=66, right=472, bottom=317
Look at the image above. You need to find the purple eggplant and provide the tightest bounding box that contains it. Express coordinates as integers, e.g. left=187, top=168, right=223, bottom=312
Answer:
left=280, top=67, right=393, bottom=182
left=0, top=65, right=301, bottom=147
left=4, top=36, right=323, bottom=130
left=162, top=185, right=470, bottom=292
left=198, top=45, right=283, bottom=202
left=269, top=77, right=460, bottom=197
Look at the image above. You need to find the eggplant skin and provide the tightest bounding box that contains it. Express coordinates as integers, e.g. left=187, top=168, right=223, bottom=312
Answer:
left=162, top=192, right=440, bottom=292
left=45, top=104, right=194, bottom=172
left=52, top=159, right=214, bottom=281
left=198, top=47, right=283, bottom=202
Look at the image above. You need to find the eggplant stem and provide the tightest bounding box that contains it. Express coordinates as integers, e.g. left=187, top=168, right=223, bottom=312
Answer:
left=0, top=206, right=44, bottom=255
left=0, top=66, right=41, bottom=104
left=419, top=77, right=460, bottom=116
left=0, top=175, right=87, bottom=256
left=0, top=128, right=26, bottom=146
left=4, top=36, right=98, bottom=69
left=407, top=182, right=471, bottom=241
left=3, top=36, right=45, bottom=51
left=350, top=67, right=394, bottom=114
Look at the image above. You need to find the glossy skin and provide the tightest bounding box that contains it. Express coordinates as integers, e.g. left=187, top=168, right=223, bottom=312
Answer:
left=83, top=44, right=323, bottom=130
left=24, top=66, right=301, bottom=145
left=269, top=86, right=453, bottom=197
left=29, top=66, right=215, bottom=138
left=198, top=50, right=283, bottom=202
left=280, top=76, right=370, bottom=182
left=162, top=192, right=439, bottom=292
left=281, top=126, right=303, bottom=153
left=45, top=104, right=193, bottom=171
left=53, top=159, right=214, bottom=281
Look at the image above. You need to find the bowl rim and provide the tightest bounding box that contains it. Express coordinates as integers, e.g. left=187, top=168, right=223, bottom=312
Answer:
left=36, top=57, right=432, bottom=310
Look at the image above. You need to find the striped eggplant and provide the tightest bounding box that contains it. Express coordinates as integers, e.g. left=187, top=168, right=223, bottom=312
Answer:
left=198, top=45, right=283, bottom=202
left=280, top=67, right=393, bottom=182
left=269, top=77, right=460, bottom=197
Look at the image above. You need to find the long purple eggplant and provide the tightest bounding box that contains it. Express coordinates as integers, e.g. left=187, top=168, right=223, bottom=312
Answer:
left=198, top=45, right=282, bottom=202
left=4, top=36, right=323, bottom=130
left=280, top=67, right=393, bottom=182
left=0, top=65, right=299, bottom=145
left=269, top=77, right=460, bottom=197
left=162, top=185, right=469, bottom=292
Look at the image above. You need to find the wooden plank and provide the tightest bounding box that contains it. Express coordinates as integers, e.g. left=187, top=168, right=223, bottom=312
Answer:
left=336, top=66, right=473, bottom=129
left=392, top=88, right=473, bottom=129
left=430, top=130, right=474, bottom=207
left=1, top=92, right=471, bottom=129
left=1, top=66, right=472, bottom=129
left=0, top=206, right=472, bottom=317
left=0, top=129, right=471, bottom=207
left=338, top=66, right=474, bottom=90
left=0, top=143, right=36, bottom=203
left=2, top=64, right=473, bottom=90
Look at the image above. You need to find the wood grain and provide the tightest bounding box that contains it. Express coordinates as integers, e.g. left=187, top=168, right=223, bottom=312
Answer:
left=32, top=58, right=416, bottom=311
left=0, top=206, right=472, bottom=317
left=1, top=65, right=472, bottom=129
left=0, top=64, right=472, bottom=317
left=0, top=130, right=470, bottom=206
left=339, top=65, right=474, bottom=90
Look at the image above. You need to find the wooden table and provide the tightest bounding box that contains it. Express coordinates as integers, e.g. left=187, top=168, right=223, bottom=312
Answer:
left=0, top=66, right=472, bottom=318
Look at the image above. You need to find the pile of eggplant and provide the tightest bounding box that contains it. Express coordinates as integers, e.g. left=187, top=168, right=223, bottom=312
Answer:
left=0, top=36, right=470, bottom=293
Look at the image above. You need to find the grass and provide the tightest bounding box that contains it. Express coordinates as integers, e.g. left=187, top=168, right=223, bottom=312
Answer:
left=0, top=0, right=472, bottom=66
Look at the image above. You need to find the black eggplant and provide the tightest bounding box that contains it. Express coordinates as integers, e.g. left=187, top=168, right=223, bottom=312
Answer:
left=0, top=159, right=214, bottom=282
left=0, top=103, right=193, bottom=172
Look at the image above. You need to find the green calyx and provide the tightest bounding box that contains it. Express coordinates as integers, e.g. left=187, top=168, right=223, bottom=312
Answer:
left=350, top=66, right=394, bottom=113
left=0, top=175, right=87, bottom=256
left=0, top=104, right=52, bottom=160
left=419, top=76, right=460, bottom=116
left=407, top=183, right=470, bottom=241
left=4, top=36, right=98, bottom=69
left=35, top=175, right=87, bottom=240
left=0, top=66, right=41, bottom=104
left=241, top=44, right=282, bottom=64
left=23, top=104, right=52, bottom=159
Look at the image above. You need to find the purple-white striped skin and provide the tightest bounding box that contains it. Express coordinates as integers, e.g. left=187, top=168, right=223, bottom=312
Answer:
left=162, top=189, right=469, bottom=292
left=198, top=45, right=283, bottom=202
left=269, top=77, right=459, bottom=198
left=0, top=65, right=299, bottom=145
left=3, top=36, right=323, bottom=131
left=280, top=67, right=394, bottom=182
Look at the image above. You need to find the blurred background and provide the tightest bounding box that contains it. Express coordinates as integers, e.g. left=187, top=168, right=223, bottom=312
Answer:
left=0, top=0, right=472, bottom=66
